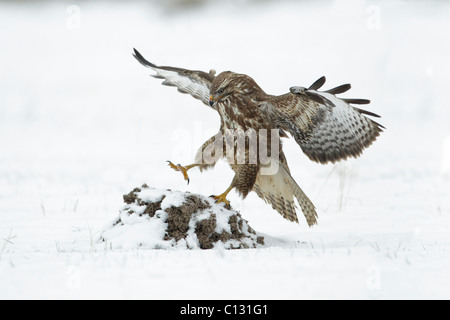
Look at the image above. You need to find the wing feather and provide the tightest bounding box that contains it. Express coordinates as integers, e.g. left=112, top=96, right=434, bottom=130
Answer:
left=133, top=48, right=215, bottom=107
left=325, top=83, right=351, bottom=94
left=308, top=76, right=326, bottom=90
left=342, top=98, right=371, bottom=105
left=264, top=78, right=384, bottom=164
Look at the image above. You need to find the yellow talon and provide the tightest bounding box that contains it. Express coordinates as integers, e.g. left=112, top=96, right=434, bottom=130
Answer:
left=209, top=185, right=233, bottom=208
left=210, top=194, right=229, bottom=205
left=167, top=161, right=190, bottom=184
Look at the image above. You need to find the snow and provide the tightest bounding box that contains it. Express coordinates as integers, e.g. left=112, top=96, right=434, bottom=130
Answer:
left=100, top=212, right=169, bottom=250
left=1, top=0, right=450, bottom=299
left=138, top=188, right=166, bottom=203
left=160, top=191, right=188, bottom=210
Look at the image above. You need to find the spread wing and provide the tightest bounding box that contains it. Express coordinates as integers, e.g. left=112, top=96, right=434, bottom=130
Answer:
left=263, top=77, right=384, bottom=164
left=133, top=48, right=216, bottom=107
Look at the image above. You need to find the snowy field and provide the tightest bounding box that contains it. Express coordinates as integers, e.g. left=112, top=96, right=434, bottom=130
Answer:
left=1, top=0, right=450, bottom=299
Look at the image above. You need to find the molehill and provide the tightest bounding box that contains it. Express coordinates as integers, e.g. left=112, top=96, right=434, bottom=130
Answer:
left=98, top=184, right=264, bottom=249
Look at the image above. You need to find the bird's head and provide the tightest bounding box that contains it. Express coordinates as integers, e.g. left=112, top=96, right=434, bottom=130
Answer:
left=209, top=71, right=262, bottom=107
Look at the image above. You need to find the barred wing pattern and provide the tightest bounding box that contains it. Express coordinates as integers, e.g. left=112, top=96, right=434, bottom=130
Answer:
left=266, top=77, right=384, bottom=164
left=133, top=48, right=216, bottom=107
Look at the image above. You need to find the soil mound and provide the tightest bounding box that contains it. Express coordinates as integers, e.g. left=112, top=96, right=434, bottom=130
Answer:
left=98, top=184, right=264, bottom=249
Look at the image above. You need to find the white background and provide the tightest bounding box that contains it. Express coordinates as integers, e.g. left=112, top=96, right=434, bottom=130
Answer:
left=0, top=0, right=449, bottom=299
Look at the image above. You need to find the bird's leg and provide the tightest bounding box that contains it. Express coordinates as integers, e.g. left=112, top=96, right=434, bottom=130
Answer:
left=167, top=161, right=200, bottom=184
left=209, top=184, right=234, bottom=209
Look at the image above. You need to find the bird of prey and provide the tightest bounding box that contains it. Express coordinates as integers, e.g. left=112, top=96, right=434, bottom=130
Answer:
left=133, top=48, right=384, bottom=226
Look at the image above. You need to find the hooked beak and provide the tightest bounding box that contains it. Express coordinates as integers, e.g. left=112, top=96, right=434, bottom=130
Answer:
left=209, top=95, right=215, bottom=107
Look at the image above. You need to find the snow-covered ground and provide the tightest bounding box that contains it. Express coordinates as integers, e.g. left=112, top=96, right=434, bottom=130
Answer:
left=1, top=0, right=449, bottom=299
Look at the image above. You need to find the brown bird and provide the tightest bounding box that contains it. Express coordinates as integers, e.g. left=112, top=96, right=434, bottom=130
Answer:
left=133, top=48, right=384, bottom=227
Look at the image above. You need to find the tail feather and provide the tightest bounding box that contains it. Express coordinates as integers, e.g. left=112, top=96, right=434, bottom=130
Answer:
left=286, top=170, right=318, bottom=227
left=253, top=163, right=318, bottom=227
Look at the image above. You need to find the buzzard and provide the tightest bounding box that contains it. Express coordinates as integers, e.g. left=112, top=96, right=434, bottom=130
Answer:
left=133, top=48, right=384, bottom=226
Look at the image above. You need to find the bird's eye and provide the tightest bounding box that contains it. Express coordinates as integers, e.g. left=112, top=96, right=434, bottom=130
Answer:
left=217, top=88, right=224, bottom=95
